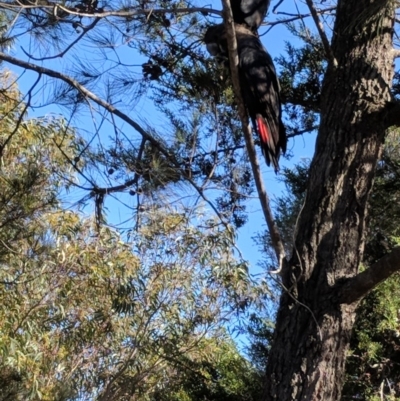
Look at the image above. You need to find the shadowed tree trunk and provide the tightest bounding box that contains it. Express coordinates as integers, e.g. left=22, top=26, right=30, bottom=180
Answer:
left=263, top=0, right=398, bottom=399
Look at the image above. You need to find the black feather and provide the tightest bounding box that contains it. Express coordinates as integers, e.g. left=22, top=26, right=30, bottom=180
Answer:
left=204, top=24, right=287, bottom=171
left=231, top=0, right=270, bottom=31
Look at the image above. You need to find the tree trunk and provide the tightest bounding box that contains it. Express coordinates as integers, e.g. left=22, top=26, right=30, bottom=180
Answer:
left=263, top=1, right=395, bottom=400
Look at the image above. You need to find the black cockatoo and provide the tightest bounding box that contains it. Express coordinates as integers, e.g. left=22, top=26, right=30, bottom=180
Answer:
left=231, top=0, right=270, bottom=32
left=204, top=24, right=287, bottom=172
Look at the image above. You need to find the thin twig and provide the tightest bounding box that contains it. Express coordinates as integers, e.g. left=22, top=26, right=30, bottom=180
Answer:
left=0, top=74, right=41, bottom=157
left=286, top=125, right=319, bottom=138
left=268, top=273, right=322, bottom=341
left=265, top=6, right=335, bottom=32
left=20, top=18, right=101, bottom=61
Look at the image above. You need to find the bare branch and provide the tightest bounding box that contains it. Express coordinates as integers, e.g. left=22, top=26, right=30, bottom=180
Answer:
left=220, top=0, right=286, bottom=271
left=304, top=0, right=337, bottom=67
left=340, top=247, right=400, bottom=304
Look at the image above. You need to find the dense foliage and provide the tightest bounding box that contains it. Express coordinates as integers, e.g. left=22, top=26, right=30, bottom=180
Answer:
left=0, top=72, right=262, bottom=400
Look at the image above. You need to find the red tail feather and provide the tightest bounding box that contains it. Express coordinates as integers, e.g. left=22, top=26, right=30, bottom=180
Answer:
left=256, top=116, right=269, bottom=145
left=255, top=115, right=280, bottom=172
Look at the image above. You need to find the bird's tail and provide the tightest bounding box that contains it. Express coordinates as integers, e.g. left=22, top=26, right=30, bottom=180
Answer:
left=256, top=115, right=280, bottom=173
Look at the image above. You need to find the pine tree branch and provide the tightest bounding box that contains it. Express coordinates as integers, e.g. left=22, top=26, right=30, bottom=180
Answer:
left=0, top=52, right=167, bottom=151
left=220, top=0, right=286, bottom=271
left=20, top=17, right=101, bottom=61
left=0, top=52, right=231, bottom=228
left=339, top=247, right=400, bottom=304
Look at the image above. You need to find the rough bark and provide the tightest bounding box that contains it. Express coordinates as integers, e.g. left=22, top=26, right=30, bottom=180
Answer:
left=263, top=1, right=396, bottom=400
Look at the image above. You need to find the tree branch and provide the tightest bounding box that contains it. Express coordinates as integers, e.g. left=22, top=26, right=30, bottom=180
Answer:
left=281, top=93, right=321, bottom=113
left=286, top=125, right=319, bottom=138
left=392, top=48, right=400, bottom=59
left=340, top=247, right=400, bottom=304
left=304, top=0, right=337, bottom=68
left=265, top=6, right=336, bottom=33
left=0, top=52, right=232, bottom=227
left=220, top=0, right=286, bottom=271
left=0, top=52, right=167, bottom=152
left=4, top=3, right=222, bottom=19
left=20, top=17, right=101, bottom=61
